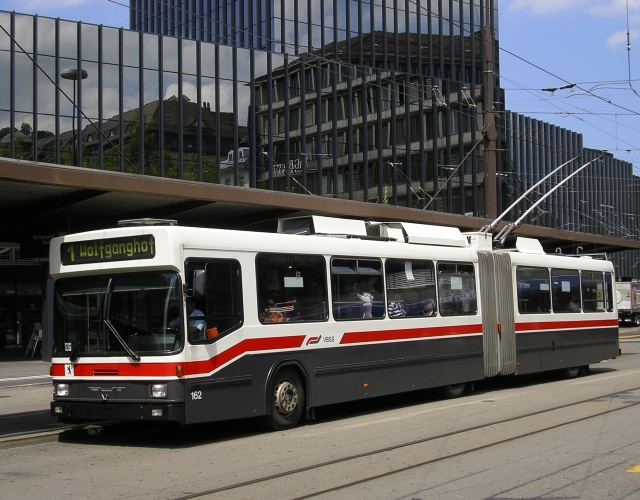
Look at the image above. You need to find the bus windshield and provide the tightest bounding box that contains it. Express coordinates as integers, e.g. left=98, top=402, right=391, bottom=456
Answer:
left=52, top=272, right=183, bottom=358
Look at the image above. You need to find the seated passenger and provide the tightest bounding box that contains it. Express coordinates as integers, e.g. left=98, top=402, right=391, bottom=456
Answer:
left=567, top=296, right=580, bottom=312
left=388, top=294, right=407, bottom=318
left=423, top=301, right=436, bottom=316
left=262, top=298, right=286, bottom=323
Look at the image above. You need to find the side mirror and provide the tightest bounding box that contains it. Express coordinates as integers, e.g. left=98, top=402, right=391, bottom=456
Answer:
left=187, top=269, right=206, bottom=299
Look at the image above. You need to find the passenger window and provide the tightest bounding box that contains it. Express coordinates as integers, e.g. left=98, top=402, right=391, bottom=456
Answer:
left=331, top=257, right=384, bottom=320
left=256, top=253, right=328, bottom=323
left=605, top=272, right=614, bottom=312
left=437, top=262, right=477, bottom=316
left=516, top=266, right=551, bottom=314
left=551, top=268, right=580, bottom=313
left=185, top=259, right=243, bottom=342
left=386, top=259, right=437, bottom=318
left=581, top=271, right=605, bottom=312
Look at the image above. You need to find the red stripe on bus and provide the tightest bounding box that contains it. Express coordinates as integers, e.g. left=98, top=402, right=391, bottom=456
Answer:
left=340, top=323, right=483, bottom=344
left=515, top=318, right=618, bottom=332
left=50, top=335, right=306, bottom=378
left=182, top=336, right=306, bottom=376
left=51, top=362, right=178, bottom=377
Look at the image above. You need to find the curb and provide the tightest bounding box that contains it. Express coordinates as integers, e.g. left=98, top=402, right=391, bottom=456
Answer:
left=0, top=429, right=64, bottom=450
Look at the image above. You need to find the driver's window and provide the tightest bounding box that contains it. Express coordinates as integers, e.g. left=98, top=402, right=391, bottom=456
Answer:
left=185, top=259, right=243, bottom=343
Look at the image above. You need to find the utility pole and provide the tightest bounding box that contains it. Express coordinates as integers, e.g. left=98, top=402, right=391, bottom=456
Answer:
left=482, top=0, right=498, bottom=219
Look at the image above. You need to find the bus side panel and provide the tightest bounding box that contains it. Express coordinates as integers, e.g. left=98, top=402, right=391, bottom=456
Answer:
left=309, top=336, right=484, bottom=407
left=182, top=335, right=484, bottom=424
left=514, top=325, right=619, bottom=375
left=185, top=375, right=255, bottom=425
left=184, top=351, right=317, bottom=425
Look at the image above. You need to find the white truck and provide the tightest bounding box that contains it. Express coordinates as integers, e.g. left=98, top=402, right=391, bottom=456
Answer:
left=616, top=281, right=640, bottom=325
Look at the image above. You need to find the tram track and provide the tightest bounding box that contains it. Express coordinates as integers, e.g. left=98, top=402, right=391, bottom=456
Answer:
left=174, top=385, right=640, bottom=500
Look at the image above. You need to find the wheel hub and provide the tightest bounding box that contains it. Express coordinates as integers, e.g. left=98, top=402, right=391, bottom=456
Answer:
left=274, top=380, right=298, bottom=415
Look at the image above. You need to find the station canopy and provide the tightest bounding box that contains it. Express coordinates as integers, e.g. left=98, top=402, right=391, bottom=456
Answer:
left=1, top=158, right=638, bottom=259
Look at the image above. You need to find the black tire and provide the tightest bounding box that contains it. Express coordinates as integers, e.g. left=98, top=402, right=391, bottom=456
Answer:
left=264, top=368, right=305, bottom=431
left=439, top=382, right=466, bottom=399
left=561, top=366, right=580, bottom=379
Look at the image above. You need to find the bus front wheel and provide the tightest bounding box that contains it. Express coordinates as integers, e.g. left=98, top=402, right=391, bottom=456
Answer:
left=265, top=368, right=305, bottom=431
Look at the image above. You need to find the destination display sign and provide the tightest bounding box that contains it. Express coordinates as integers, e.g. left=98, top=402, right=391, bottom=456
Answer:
left=61, top=235, right=156, bottom=265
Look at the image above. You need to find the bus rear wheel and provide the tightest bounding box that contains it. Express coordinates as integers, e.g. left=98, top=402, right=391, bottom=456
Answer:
left=561, top=366, right=581, bottom=379
left=439, top=382, right=466, bottom=399
left=265, top=368, right=305, bottom=431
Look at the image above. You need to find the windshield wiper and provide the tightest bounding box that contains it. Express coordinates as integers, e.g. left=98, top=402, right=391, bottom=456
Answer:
left=69, top=347, right=81, bottom=362
left=103, top=319, right=141, bottom=362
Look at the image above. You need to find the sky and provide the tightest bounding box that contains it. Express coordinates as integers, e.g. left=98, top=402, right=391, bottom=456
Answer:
left=499, top=0, right=640, bottom=173
left=4, top=0, right=640, bottom=172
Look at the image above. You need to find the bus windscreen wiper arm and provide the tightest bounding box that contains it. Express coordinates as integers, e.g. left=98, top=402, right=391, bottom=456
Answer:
left=103, top=319, right=141, bottom=361
left=69, top=347, right=81, bottom=362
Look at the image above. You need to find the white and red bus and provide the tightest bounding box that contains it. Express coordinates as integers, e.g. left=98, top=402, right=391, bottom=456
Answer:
left=48, top=216, right=619, bottom=430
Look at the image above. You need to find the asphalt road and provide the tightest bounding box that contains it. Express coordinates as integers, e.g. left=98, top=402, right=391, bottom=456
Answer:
left=1, top=338, right=640, bottom=499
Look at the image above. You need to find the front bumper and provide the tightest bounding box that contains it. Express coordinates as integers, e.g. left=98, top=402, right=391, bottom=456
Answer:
left=51, top=401, right=185, bottom=425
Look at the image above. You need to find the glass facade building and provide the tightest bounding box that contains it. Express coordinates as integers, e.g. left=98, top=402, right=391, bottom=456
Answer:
left=1, top=1, right=498, bottom=215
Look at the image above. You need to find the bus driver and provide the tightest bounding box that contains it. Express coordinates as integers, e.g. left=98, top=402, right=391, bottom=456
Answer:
left=170, top=298, right=205, bottom=340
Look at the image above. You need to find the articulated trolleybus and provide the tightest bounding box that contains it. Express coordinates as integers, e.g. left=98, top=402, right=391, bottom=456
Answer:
left=49, top=216, right=619, bottom=430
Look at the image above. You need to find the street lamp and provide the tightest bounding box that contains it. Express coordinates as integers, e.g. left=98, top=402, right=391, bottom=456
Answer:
left=61, top=68, right=88, bottom=166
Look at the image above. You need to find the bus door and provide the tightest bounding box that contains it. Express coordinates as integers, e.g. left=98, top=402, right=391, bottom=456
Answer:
left=477, top=252, right=516, bottom=377
left=182, top=258, right=249, bottom=424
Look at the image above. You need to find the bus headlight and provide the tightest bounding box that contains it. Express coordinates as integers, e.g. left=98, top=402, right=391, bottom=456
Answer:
left=150, top=384, right=167, bottom=398
left=55, top=383, right=70, bottom=397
